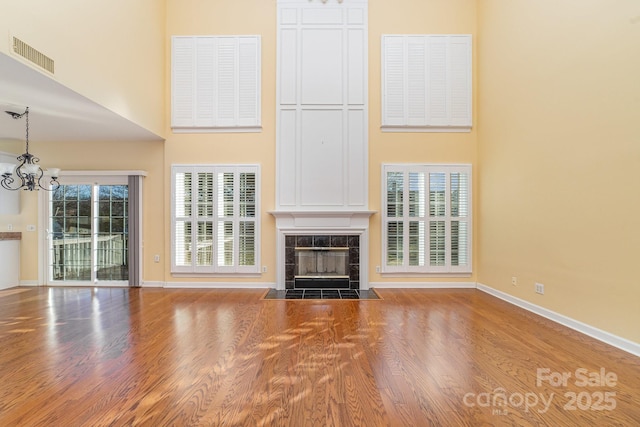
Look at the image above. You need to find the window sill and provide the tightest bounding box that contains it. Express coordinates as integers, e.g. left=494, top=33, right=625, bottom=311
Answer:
left=171, top=126, right=262, bottom=134
left=381, top=125, right=471, bottom=133
left=379, top=271, right=472, bottom=278
left=171, top=272, right=262, bottom=278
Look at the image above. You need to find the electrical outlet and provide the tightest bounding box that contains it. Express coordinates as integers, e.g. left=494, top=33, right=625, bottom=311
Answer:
left=7, top=224, right=12, bottom=231
left=535, top=282, right=545, bottom=294
left=154, top=255, right=160, bottom=263
left=511, top=276, right=518, bottom=286
left=262, top=266, right=267, bottom=273
left=376, top=266, right=381, bottom=273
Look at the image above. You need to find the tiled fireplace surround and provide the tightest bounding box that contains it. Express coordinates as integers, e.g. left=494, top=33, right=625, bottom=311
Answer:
left=285, top=235, right=360, bottom=290
left=270, top=211, right=374, bottom=291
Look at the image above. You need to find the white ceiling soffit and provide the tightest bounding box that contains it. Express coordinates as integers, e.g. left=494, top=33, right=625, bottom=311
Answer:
left=0, top=52, right=164, bottom=143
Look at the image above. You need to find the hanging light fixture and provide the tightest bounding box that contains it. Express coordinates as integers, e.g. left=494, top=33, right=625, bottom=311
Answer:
left=0, top=107, right=60, bottom=191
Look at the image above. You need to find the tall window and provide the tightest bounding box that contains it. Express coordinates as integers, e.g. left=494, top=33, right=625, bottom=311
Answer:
left=172, top=165, right=259, bottom=274
left=49, top=181, right=129, bottom=283
left=382, top=164, right=471, bottom=274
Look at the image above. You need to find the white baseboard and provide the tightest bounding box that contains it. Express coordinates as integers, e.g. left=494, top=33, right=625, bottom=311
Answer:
left=45, top=283, right=131, bottom=288
left=140, top=281, right=164, bottom=288
left=477, top=283, right=640, bottom=358
left=370, top=281, right=476, bottom=289
left=19, top=280, right=40, bottom=286
left=163, top=281, right=275, bottom=289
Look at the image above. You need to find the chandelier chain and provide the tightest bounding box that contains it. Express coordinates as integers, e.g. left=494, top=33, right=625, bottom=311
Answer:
left=25, top=107, right=30, bottom=154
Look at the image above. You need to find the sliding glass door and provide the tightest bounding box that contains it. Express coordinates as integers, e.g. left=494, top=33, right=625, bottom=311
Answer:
left=48, top=180, right=129, bottom=285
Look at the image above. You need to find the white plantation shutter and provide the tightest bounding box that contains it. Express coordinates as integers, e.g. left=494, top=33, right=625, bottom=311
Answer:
left=449, top=36, right=472, bottom=127
left=197, top=172, right=214, bottom=217
left=408, top=172, right=426, bottom=266
left=216, top=171, right=235, bottom=270
left=174, top=171, right=193, bottom=267
left=171, top=165, right=260, bottom=274
left=382, top=164, right=471, bottom=274
left=238, top=172, right=257, bottom=267
left=382, top=36, right=405, bottom=126
left=238, top=38, right=260, bottom=126
left=450, top=172, right=470, bottom=267
left=195, top=38, right=216, bottom=126
left=427, top=36, right=448, bottom=125
left=171, top=36, right=261, bottom=132
left=386, top=171, right=404, bottom=266
left=197, top=221, right=214, bottom=267
left=171, top=38, right=196, bottom=127
left=407, top=37, right=427, bottom=125
left=196, top=172, right=214, bottom=267
left=381, top=35, right=472, bottom=132
left=216, top=39, right=237, bottom=126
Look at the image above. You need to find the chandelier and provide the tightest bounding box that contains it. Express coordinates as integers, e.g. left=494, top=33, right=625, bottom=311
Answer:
left=0, top=107, right=60, bottom=191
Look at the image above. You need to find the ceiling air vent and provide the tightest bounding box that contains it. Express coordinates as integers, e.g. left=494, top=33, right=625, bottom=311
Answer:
left=12, top=36, right=55, bottom=74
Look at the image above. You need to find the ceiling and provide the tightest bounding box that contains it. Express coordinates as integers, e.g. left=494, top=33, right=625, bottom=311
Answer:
left=0, top=52, right=163, bottom=144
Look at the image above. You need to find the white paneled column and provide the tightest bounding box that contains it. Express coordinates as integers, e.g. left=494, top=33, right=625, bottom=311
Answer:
left=276, top=0, right=368, bottom=211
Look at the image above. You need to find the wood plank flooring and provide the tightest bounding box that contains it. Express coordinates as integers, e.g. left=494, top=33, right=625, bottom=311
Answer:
left=0, top=287, right=638, bottom=426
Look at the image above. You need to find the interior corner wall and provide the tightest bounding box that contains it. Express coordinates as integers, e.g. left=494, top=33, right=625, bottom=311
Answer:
left=0, top=0, right=165, bottom=137
left=476, top=0, right=640, bottom=343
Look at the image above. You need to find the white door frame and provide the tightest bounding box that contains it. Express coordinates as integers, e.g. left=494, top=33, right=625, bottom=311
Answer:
left=37, top=171, right=144, bottom=287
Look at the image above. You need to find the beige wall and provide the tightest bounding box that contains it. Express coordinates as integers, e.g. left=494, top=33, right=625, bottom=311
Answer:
left=477, top=0, right=640, bottom=342
left=0, top=0, right=165, bottom=136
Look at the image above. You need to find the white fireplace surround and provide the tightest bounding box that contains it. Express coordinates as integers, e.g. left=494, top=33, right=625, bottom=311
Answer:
left=269, top=210, right=375, bottom=290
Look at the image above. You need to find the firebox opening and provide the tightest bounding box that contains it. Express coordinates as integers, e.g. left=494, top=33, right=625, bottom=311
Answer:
left=295, top=247, right=350, bottom=289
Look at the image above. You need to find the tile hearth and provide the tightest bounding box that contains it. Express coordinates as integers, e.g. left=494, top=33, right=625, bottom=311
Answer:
left=263, top=289, right=380, bottom=300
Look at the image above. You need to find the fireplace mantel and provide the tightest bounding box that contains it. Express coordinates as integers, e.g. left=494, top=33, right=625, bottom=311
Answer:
left=269, top=210, right=376, bottom=290
left=269, top=210, right=376, bottom=230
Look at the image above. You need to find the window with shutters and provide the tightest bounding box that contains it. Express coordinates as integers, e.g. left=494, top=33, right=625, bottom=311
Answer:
left=171, top=36, right=261, bottom=132
left=171, top=165, right=260, bottom=274
left=381, top=35, right=472, bottom=132
left=382, top=164, right=471, bottom=274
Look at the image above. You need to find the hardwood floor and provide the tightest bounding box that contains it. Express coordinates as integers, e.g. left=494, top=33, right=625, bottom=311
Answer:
left=0, top=287, right=638, bottom=426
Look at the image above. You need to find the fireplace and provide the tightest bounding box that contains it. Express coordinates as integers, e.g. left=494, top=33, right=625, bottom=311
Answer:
left=285, top=235, right=359, bottom=290
left=270, top=210, right=375, bottom=291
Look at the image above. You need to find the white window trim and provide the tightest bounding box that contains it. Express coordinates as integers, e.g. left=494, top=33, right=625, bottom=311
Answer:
left=171, top=164, right=261, bottom=276
left=381, top=163, right=472, bottom=276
